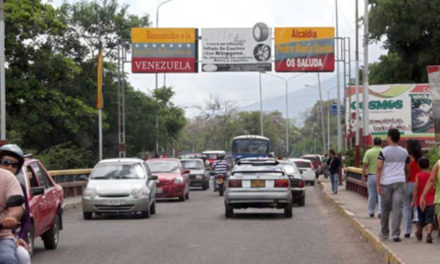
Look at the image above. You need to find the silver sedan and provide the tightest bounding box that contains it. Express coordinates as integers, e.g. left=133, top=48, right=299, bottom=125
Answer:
left=82, top=158, right=157, bottom=219
left=224, top=158, right=292, bottom=218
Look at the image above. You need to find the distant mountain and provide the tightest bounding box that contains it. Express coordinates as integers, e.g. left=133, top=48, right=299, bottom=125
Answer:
left=240, top=75, right=340, bottom=126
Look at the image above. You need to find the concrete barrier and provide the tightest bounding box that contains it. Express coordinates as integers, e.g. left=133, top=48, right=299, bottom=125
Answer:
left=49, top=169, right=92, bottom=198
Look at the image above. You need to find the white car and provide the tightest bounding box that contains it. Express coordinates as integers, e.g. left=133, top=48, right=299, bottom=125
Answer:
left=225, top=158, right=292, bottom=218
left=289, top=158, right=316, bottom=185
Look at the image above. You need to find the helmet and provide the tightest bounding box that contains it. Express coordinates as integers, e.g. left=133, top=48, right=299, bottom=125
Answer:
left=0, top=144, right=25, bottom=174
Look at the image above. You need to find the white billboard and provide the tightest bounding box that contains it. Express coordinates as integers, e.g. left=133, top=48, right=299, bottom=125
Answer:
left=201, top=25, right=272, bottom=72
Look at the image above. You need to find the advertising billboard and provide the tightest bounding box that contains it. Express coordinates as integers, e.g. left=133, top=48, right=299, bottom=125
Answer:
left=201, top=24, right=272, bottom=72
left=131, top=28, right=198, bottom=73
left=345, top=84, right=435, bottom=147
left=427, top=66, right=440, bottom=141
left=274, top=27, right=334, bottom=72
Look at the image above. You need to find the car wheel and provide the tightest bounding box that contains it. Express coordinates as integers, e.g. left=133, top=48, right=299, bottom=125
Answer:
left=83, top=212, right=92, bottom=220
left=27, top=223, right=35, bottom=257
left=284, top=204, right=293, bottom=218
left=225, top=205, right=233, bottom=218
left=150, top=201, right=156, bottom=215
left=140, top=206, right=150, bottom=219
left=179, top=194, right=185, bottom=201
left=42, top=213, right=60, bottom=249
left=298, top=196, right=305, bottom=207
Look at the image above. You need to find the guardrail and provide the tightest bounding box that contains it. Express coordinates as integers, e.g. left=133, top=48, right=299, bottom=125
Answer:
left=345, top=167, right=368, bottom=198
left=49, top=169, right=92, bottom=198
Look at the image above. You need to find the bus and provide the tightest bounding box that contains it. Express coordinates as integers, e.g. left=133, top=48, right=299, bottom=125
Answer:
left=231, top=135, right=270, bottom=161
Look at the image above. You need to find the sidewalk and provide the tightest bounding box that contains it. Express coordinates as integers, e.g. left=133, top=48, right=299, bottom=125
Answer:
left=319, top=177, right=440, bottom=264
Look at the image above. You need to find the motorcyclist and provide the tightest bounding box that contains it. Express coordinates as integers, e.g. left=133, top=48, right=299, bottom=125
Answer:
left=0, top=144, right=31, bottom=264
left=212, top=154, right=229, bottom=191
left=0, top=144, right=25, bottom=264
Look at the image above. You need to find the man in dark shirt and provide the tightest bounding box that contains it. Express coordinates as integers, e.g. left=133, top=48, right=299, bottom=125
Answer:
left=327, top=149, right=341, bottom=194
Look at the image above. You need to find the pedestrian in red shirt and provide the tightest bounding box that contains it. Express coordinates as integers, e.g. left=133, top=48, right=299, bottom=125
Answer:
left=411, top=157, right=435, bottom=243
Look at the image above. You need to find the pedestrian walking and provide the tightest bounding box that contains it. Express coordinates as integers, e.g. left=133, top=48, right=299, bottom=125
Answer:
left=420, top=155, right=440, bottom=239
left=411, top=157, right=435, bottom=243
left=362, top=137, right=382, bottom=218
left=327, top=149, right=340, bottom=194
left=376, top=128, right=410, bottom=242
left=403, top=139, right=422, bottom=238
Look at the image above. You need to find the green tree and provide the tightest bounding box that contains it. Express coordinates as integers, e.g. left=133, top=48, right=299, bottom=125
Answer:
left=369, top=0, right=440, bottom=83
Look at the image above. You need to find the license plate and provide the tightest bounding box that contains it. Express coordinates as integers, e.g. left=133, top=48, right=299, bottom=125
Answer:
left=251, top=180, right=265, bottom=188
left=216, top=178, right=224, bottom=184
left=105, top=199, right=121, bottom=206
left=156, top=188, right=163, bottom=194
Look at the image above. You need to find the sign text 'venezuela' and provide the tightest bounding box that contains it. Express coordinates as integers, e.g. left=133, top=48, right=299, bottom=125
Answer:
left=131, top=28, right=198, bottom=73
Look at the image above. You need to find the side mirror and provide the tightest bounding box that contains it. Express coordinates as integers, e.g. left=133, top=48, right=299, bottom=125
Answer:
left=183, top=169, right=190, bottom=174
left=150, top=175, right=158, bottom=181
left=31, top=186, right=45, bottom=196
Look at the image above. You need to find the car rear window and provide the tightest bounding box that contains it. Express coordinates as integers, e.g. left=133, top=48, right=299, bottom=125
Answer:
left=294, top=161, right=312, bottom=168
left=146, top=161, right=180, bottom=173
left=233, top=164, right=283, bottom=174
left=281, top=164, right=299, bottom=175
left=181, top=160, right=204, bottom=170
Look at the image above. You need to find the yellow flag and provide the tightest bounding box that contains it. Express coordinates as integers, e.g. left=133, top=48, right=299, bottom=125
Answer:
left=96, top=42, right=104, bottom=109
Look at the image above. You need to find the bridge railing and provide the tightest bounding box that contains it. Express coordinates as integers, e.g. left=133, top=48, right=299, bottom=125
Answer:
left=49, top=169, right=91, bottom=197
left=345, top=166, right=368, bottom=198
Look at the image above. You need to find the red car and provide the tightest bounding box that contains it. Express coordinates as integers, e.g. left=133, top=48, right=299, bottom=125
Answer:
left=16, top=157, right=64, bottom=256
left=146, top=158, right=190, bottom=201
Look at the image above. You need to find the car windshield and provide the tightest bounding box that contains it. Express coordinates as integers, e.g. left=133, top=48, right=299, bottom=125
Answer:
left=181, top=160, right=204, bottom=170
left=90, top=163, right=145, bottom=179
left=147, top=161, right=180, bottom=173
left=294, top=161, right=312, bottom=168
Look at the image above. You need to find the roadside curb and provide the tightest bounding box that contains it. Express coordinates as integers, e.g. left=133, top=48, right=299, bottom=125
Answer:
left=318, top=181, right=405, bottom=264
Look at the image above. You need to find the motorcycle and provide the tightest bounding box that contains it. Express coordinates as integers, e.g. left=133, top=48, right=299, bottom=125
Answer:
left=216, top=174, right=225, bottom=196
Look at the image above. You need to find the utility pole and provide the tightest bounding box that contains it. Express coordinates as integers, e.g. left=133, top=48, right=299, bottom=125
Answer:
left=0, top=0, right=6, bottom=145
left=362, top=0, right=370, bottom=144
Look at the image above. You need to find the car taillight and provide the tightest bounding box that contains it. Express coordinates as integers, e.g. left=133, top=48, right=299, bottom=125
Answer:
left=228, top=179, right=242, bottom=188
left=274, top=179, right=289, bottom=187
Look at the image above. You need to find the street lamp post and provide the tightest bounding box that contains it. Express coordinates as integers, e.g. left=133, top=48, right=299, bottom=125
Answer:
left=155, top=0, right=174, bottom=157
left=262, top=73, right=303, bottom=156
left=305, top=82, right=327, bottom=154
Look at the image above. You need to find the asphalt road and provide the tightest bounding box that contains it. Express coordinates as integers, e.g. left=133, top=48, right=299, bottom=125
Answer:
left=32, top=186, right=383, bottom=264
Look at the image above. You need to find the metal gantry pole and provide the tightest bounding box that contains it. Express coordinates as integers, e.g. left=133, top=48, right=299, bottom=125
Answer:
left=355, top=0, right=361, bottom=166
left=285, top=81, right=289, bottom=155
left=363, top=0, right=370, bottom=140
left=335, top=0, right=342, bottom=153
left=0, top=0, right=5, bottom=145
left=317, top=73, right=326, bottom=153
left=259, top=72, right=264, bottom=136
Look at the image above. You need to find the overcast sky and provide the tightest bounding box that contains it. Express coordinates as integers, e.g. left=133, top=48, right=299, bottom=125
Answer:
left=51, top=0, right=386, bottom=118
